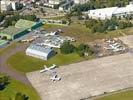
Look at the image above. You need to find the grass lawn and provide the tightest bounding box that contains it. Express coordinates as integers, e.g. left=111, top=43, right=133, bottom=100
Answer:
left=43, top=22, right=133, bottom=43
left=0, top=74, right=40, bottom=100
left=7, top=51, right=88, bottom=73
left=96, top=90, right=133, bottom=100
left=43, top=24, right=64, bottom=29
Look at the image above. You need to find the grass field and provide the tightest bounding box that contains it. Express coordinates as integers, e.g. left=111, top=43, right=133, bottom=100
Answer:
left=7, top=51, right=88, bottom=73
left=96, top=89, right=133, bottom=100
left=0, top=74, right=40, bottom=100
left=43, top=24, right=64, bottom=29
left=43, top=22, right=133, bottom=43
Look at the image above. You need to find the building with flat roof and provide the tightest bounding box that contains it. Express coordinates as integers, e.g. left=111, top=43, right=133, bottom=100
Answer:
left=88, top=4, right=133, bottom=20
left=26, top=44, right=55, bottom=60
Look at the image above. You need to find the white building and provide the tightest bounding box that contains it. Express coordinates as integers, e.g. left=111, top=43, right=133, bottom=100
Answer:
left=73, top=0, right=89, bottom=4
left=1, top=0, right=20, bottom=12
left=26, top=44, right=55, bottom=60
left=88, top=4, right=133, bottom=20
left=59, top=0, right=73, bottom=11
left=43, top=0, right=65, bottom=8
left=49, top=0, right=64, bottom=5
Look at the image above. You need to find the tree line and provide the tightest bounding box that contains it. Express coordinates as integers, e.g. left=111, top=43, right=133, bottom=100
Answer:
left=0, top=13, right=37, bottom=28
left=85, top=17, right=133, bottom=33
left=73, top=0, right=131, bottom=12
left=60, top=42, right=94, bottom=57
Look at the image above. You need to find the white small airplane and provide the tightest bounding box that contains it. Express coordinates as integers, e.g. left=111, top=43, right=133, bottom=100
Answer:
left=50, top=75, right=61, bottom=82
left=106, top=39, right=115, bottom=44
left=40, top=64, right=57, bottom=73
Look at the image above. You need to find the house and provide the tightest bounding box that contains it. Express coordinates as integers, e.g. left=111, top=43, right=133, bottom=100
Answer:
left=26, top=44, right=55, bottom=60
left=88, top=4, right=133, bottom=20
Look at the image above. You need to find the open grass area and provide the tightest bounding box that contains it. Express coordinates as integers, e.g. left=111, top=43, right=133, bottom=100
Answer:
left=43, top=24, right=64, bottom=29
left=7, top=51, right=88, bottom=73
left=61, top=23, right=133, bottom=43
left=0, top=74, right=40, bottom=100
left=43, top=22, right=133, bottom=43
left=96, top=89, right=133, bottom=100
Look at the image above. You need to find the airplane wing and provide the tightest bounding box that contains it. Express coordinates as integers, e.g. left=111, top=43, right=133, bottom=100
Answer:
left=40, top=69, right=46, bottom=73
left=50, top=64, right=56, bottom=69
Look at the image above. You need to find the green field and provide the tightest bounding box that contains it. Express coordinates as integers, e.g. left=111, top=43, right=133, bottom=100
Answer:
left=96, top=90, right=133, bottom=100
left=43, top=22, right=133, bottom=43
left=0, top=74, right=40, bottom=100
left=7, top=51, right=88, bottom=73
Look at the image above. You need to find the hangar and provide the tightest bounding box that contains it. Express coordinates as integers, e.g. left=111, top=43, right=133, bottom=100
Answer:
left=15, top=19, right=43, bottom=30
left=0, top=26, right=28, bottom=40
left=0, top=40, right=8, bottom=48
left=26, top=44, right=55, bottom=60
left=0, top=19, right=43, bottom=40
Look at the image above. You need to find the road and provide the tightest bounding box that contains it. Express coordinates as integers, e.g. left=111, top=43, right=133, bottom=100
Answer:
left=0, top=43, right=31, bottom=85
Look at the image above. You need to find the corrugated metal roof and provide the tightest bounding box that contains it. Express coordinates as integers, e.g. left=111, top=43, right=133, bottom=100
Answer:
left=28, top=44, right=52, bottom=54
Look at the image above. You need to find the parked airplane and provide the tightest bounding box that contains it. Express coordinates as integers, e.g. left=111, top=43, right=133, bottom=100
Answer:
left=50, top=75, right=61, bottom=82
left=106, top=39, right=115, bottom=44
left=40, top=64, right=57, bottom=73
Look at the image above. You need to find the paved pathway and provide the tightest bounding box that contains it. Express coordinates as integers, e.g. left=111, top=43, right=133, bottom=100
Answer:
left=0, top=43, right=31, bottom=85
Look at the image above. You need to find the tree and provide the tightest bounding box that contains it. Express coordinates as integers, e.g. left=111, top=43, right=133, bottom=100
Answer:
left=0, top=76, right=10, bottom=90
left=60, top=42, right=75, bottom=54
left=77, top=44, right=93, bottom=57
left=0, top=13, right=6, bottom=22
left=15, top=92, right=28, bottom=100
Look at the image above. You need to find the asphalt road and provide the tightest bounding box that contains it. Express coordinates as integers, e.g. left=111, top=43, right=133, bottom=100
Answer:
left=0, top=43, right=31, bottom=85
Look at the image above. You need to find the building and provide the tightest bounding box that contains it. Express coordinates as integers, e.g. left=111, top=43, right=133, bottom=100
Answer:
left=73, top=0, right=89, bottom=4
left=43, top=0, right=65, bottom=8
left=0, top=40, right=9, bottom=48
left=0, top=0, right=20, bottom=12
left=0, top=26, right=28, bottom=40
left=59, top=0, right=74, bottom=11
left=0, top=19, right=43, bottom=40
left=15, top=19, right=43, bottom=31
left=26, top=44, right=55, bottom=60
left=88, top=4, right=133, bottom=20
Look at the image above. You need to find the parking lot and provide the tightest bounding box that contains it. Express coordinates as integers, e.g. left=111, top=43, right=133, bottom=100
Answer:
left=27, top=52, right=133, bottom=100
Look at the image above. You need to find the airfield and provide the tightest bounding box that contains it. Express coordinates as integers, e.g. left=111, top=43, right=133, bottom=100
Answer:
left=119, top=35, right=133, bottom=48
left=27, top=51, right=133, bottom=100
